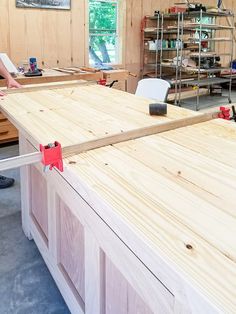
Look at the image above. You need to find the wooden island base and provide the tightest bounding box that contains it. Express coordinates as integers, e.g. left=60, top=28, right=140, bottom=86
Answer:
left=1, top=82, right=235, bottom=314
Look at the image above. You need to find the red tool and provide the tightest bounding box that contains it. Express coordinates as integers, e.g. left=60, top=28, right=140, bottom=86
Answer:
left=97, top=79, right=118, bottom=88
left=218, top=106, right=231, bottom=120
left=0, top=141, right=64, bottom=172
left=40, top=141, right=63, bottom=172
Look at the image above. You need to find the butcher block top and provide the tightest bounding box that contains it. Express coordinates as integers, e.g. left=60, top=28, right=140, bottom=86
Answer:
left=1, top=82, right=235, bottom=312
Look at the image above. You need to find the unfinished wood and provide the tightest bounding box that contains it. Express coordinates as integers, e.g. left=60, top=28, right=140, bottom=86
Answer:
left=168, top=88, right=209, bottom=102
left=0, top=83, right=207, bottom=151
left=0, top=117, right=18, bottom=144
left=0, top=0, right=10, bottom=54
left=0, top=69, right=101, bottom=88
left=8, top=1, right=27, bottom=66
left=1, top=0, right=235, bottom=94
left=58, top=198, right=85, bottom=303
left=61, top=119, right=236, bottom=313
left=30, top=166, right=48, bottom=242
left=44, top=163, right=175, bottom=314
left=25, top=9, right=43, bottom=67
left=4, top=80, right=236, bottom=313
left=62, top=111, right=216, bottom=157
left=84, top=231, right=104, bottom=314
left=103, top=69, right=129, bottom=81
left=105, top=256, right=153, bottom=314
left=105, top=256, right=128, bottom=314
left=128, top=284, right=153, bottom=314
left=19, top=134, right=33, bottom=239
left=2, top=80, right=91, bottom=94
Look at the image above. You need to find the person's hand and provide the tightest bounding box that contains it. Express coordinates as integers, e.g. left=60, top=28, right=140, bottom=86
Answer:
left=6, top=78, right=22, bottom=89
left=0, top=90, right=5, bottom=97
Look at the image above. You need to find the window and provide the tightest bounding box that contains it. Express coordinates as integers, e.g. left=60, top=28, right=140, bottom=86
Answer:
left=89, top=0, right=120, bottom=65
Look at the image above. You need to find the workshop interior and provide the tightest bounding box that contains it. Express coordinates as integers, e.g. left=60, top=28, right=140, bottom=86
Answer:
left=0, top=1, right=235, bottom=314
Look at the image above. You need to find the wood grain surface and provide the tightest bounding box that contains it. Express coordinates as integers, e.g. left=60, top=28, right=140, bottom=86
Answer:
left=63, top=119, right=236, bottom=313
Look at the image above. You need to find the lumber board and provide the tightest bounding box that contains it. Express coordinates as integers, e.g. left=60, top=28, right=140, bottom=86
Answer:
left=62, top=112, right=215, bottom=157
left=1, top=80, right=93, bottom=94
left=62, top=119, right=236, bottom=313
left=0, top=84, right=212, bottom=154
left=168, top=88, right=209, bottom=102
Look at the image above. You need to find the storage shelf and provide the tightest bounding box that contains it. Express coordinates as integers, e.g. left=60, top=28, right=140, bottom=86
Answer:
left=169, top=24, right=234, bottom=31
left=148, top=11, right=234, bottom=20
left=145, top=48, right=190, bottom=52
left=144, top=29, right=195, bottom=35
left=186, top=67, right=231, bottom=73
left=141, top=10, right=234, bottom=110
left=144, top=64, right=231, bottom=74
left=188, top=37, right=232, bottom=42
left=186, top=77, right=231, bottom=86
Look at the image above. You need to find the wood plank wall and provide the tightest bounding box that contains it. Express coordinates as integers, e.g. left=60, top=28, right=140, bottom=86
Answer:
left=0, top=0, right=87, bottom=68
left=0, top=0, right=235, bottom=93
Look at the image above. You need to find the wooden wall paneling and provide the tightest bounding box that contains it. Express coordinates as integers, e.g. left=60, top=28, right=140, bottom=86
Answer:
left=71, top=0, right=87, bottom=66
left=119, top=0, right=127, bottom=66
left=8, top=0, right=27, bottom=66
left=233, top=1, right=236, bottom=57
left=84, top=0, right=90, bottom=66
left=56, top=9, right=72, bottom=68
left=30, top=166, right=48, bottom=242
left=25, top=9, right=44, bottom=68
left=58, top=198, right=85, bottom=304
left=42, top=10, right=58, bottom=68
left=125, top=0, right=143, bottom=93
left=0, top=0, right=10, bottom=54
left=142, top=0, right=153, bottom=17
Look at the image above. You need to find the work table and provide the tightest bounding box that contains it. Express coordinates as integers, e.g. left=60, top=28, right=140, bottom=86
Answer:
left=1, top=82, right=235, bottom=314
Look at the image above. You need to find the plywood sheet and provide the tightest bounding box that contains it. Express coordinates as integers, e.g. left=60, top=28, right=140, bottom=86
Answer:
left=63, top=119, right=236, bottom=313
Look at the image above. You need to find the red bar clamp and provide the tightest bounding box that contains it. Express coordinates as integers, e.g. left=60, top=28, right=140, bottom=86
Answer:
left=218, top=106, right=231, bottom=120
left=40, top=141, right=63, bottom=172
left=97, top=79, right=107, bottom=86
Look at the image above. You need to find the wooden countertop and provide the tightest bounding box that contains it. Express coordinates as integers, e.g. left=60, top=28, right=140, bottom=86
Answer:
left=0, top=82, right=234, bottom=312
left=62, top=119, right=236, bottom=313
left=0, top=82, right=203, bottom=149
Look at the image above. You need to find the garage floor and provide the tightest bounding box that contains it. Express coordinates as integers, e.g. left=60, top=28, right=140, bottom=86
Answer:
left=0, top=92, right=236, bottom=314
left=0, top=145, right=70, bottom=314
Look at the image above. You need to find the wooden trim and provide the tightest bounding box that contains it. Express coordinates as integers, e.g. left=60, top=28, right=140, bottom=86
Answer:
left=62, top=112, right=216, bottom=157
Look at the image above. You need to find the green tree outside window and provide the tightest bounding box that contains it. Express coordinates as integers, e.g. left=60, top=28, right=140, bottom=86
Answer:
left=89, top=0, right=118, bottom=65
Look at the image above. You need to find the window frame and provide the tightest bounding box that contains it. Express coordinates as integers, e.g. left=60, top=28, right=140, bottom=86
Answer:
left=87, top=0, right=125, bottom=66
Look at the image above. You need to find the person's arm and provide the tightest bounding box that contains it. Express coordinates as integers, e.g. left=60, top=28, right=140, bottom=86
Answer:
left=0, top=59, right=21, bottom=89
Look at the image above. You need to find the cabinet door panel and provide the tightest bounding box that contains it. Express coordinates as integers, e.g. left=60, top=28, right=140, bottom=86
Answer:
left=31, top=166, right=48, bottom=241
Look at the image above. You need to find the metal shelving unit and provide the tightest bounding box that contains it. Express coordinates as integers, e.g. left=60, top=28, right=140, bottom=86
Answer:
left=141, top=10, right=235, bottom=110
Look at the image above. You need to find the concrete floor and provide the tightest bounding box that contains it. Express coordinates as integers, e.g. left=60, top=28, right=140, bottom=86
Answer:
left=0, top=145, right=70, bottom=314
left=178, top=89, right=236, bottom=111
left=0, top=91, right=235, bottom=313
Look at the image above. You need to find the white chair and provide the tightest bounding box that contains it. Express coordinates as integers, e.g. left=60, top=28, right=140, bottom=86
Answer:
left=135, top=78, right=170, bottom=102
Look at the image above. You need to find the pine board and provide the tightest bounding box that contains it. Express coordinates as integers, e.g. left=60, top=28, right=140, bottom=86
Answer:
left=1, top=82, right=235, bottom=311
left=62, top=119, right=236, bottom=313
left=0, top=83, right=204, bottom=151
